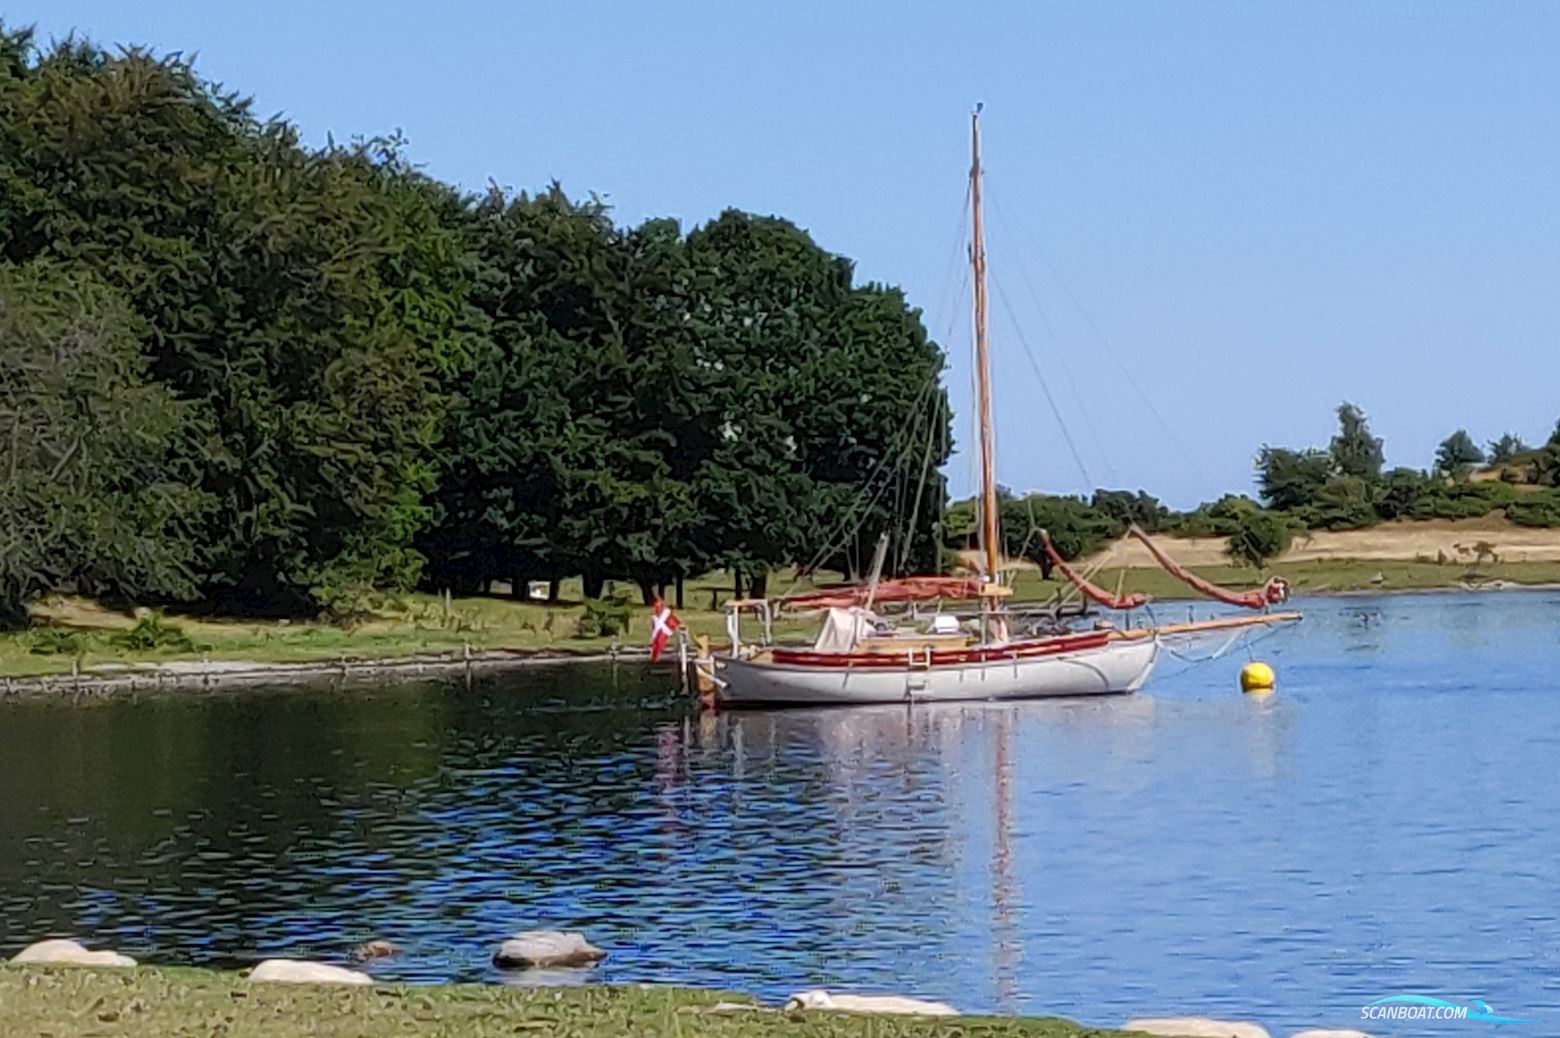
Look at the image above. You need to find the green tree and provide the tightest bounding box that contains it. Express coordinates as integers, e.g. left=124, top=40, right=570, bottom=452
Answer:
left=1486, top=432, right=1527, bottom=465
left=1329, top=402, right=1384, bottom=481
left=1374, top=467, right=1433, bottom=520
left=0, top=262, right=205, bottom=627
left=1298, top=475, right=1376, bottom=530
left=1435, top=429, right=1484, bottom=476
left=1091, top=489, right=1169, bottom=532
left=1255, top=446, right=1332, bottom=511
left=0, top=31, right=474, bottom=614
left=1225, top=509, right=1294, bottom=570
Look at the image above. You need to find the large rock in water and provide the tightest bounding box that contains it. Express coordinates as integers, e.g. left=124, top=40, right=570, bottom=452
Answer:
left=10, top=939, right=137, bottom=967
left=785, top=989, right=959, bottom=1016
left=248, top=959, right=373, bottom=985
left=1125, top=1018, right=1272, bottom=1038
left=492, top=931, right=606, bottom=969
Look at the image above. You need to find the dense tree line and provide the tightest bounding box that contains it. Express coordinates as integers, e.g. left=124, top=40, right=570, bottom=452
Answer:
left=0, top=27, right=948, bottom=626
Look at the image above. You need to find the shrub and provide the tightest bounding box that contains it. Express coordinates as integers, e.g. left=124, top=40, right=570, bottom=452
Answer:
left=1296, top=475, right=1376, bottom=530
left=1226, top=510, right=1295, bottom=569
left=575, top=596, right=632, bottom=639
left=112, top=613, right=199, bottom=653
left=26, top=627, right=85, bottom=656
left=1507, top=491, right=1560, bottom=528
left=1374, top=468, right=1434, bottom=521
left=1411, top=479, right=1516, bottom=520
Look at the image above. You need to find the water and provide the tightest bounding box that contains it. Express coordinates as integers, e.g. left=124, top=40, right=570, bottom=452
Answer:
left=3, top=591, right=1560, bottom=1035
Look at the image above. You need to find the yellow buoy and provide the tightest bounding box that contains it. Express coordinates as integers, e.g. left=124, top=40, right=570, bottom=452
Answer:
left=1240, top=661, right=1276, bottom=694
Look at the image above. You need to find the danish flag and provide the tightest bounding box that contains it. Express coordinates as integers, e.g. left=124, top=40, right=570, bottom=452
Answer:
left=649, top=597, right=680, bottom=662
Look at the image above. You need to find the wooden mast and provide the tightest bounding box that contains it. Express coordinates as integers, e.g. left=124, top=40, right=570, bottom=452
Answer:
left=970, top=105, right=1002, bottom=604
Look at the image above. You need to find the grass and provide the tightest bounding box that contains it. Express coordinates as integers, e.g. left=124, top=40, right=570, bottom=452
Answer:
left=0, top=572, right=825, bottom=680
left=0, top=965, right=1130, bottom=1038
left=7, top=557, right=1560, bottom=681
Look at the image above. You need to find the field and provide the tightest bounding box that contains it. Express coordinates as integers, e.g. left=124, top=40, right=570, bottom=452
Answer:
left=6, top=518, right=1560, bottom=680
left=0, top=966, right=1127, bottom=1038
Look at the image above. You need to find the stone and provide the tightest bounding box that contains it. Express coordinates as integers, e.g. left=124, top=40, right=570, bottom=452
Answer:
left=10, top=938, right=137, bottom=967
left=248, top=959, right=373, bottom=985
left=1289, top=1031, right=1374, bottom=1038
left=492, top=931, right=606, bottom=969
left=785, top=989, right=959, bottom=1016
left=348, top=939, right=400, bottom=962
left=1125, top=1018, right=1271, bottom=1038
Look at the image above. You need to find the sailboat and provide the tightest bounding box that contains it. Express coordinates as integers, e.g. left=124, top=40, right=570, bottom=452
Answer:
left=699, top=107, right=1298, bottom=707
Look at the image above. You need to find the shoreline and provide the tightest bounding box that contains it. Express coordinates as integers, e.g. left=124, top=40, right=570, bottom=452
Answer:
left=4, top=578, right=1558, bottom=695
left=0, top=643, right=653, bottom=698
left=0, top=963, right=1118, bottom=1037
left=0, top=960, right=1337, bottom=1037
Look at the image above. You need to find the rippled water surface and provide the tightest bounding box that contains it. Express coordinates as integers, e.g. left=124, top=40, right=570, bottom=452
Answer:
left=4, top=591, right=1560, bottom=1035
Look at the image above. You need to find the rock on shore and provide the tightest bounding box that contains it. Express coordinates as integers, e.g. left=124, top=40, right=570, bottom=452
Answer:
left=9, top=939, right=137, bottom=967
left=785, top=989, right=959, bottom=1016
left=248, top=959, right=373, bottom=985
left=1125, top=1018, right=1271, bottom=1038
left=492, top=931, right=606, bottom=969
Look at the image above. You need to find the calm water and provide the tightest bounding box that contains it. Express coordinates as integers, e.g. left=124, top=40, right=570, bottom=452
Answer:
left=4, top=591, right=1560, bottom=1034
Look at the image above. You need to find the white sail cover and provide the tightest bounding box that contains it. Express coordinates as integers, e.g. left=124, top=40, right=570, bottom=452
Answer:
left=811, top=607, right=874, bottom=653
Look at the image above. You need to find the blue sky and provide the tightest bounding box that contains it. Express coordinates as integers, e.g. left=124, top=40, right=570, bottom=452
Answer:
left=13, top=1, right=1560, bottom=506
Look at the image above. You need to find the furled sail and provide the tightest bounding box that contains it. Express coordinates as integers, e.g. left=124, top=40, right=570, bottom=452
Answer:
left=1128, top=525, right=1288, bottom=609
left=1039, top=532, right=1149, bottom=610
left=783, top=576, right=985, bottom=611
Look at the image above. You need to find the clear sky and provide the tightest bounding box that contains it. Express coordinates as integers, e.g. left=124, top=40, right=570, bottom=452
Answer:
left=12, top=2, right=1560, bottom=506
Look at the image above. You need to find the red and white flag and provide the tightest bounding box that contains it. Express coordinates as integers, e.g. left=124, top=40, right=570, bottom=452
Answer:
left=649, top=597, right=680, bottom=662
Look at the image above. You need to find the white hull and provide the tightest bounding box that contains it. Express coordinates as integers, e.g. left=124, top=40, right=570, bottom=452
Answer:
left=713, top=637, right=1159, bottom=707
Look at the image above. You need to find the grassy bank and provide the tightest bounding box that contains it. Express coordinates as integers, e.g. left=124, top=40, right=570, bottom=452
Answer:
left=0, top=575, right=821, bottom=680
left=0, top=966, right=1127, bottom=1038
left=7, top=556, right=1560, bottom=681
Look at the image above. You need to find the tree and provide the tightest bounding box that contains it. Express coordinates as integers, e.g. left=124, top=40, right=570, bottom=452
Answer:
left=1225, top=510, right=1294, bottom=570
left=0, top=262, right=205, bottom=627
left=1255, top=446, right=1332, bottom=511
left=1329, top=402, right=1384, bottom=481
left=0, top=32, right=474, bottom=614
left=1435, top=429, right=1484, bottom=476
left=1298, top=475, right=1376, bottom=530
left=1486, top=433, right=1527, bottom=465
left=1165, top=495, right=1260, bottom=536
left=1374, top=467, right=1433, bottom=520
left=1091, top=489, right=1169, bottom=532
left=1000, top=493, right=1120, bottom=563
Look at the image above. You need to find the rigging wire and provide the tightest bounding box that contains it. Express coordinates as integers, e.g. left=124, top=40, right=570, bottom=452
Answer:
left=989, top=271, right=1095, bottom=489
left=896, top=402, right=940, bottom=574
left=987, top=189, right=1118, bottom=485
left=927, top=180, right=974, bottom=352
left=776, top=369, right=943, bottom=596
left=994, top=200, right=1211, bottom=486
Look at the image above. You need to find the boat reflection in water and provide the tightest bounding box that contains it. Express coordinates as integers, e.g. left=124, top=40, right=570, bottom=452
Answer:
left=677, top=695, right=1161, bottom=1013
